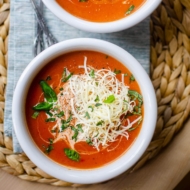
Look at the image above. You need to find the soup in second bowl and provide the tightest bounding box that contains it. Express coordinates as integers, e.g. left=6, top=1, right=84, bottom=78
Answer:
left=56, top=0, right=146, bottom=22
left=25, top=50, right=144, bottom=169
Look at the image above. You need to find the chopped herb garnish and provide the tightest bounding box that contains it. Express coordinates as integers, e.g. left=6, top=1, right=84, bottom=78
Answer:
left=71, top=127, right=79, bottom=142
left=49, top=138, right=54, bottom=144
left=76, top=124, right=83, bottom=132
left=89, top=69, right=95, bottom=78
left=96, top=120, right=105, bottom=126
left=55, top=111, right=64, bottom=118
left=67, top=114, right=72, bottom=123
left=46, top=76, right=51, bottom=81
left=64, top=148, right=80, bottom=161
left=95, top=95, right=100, bottom=102
left=114, top=69, right=121, bottom=74
left=45, top=145, right=53, bottom=154
left=51, top=129, right=57, bottom=133
left=84, top=112, right=90, bottom=119
left=45, top=118, right=56, bottom=122
left=103, top=95, right=115, bottom=103
left=32, top=111, right=39, bottom=119
left=124, top=73, right=128, bottom=77
left=59, top=87, right=63, bottom=91
left=126, top=5, right=135, bottom=15
left=88, top=106, right=94, bottom=112
left=62, top=73, right=73, bottom=82
left=33, top=102, right=53, bottom=111
left=79, top=0, right=87, bottom=2
left=130, top=75, right=135, bottom=82
left=128, top=90, right=143, bottom=107
left=95, top=103, right=102, bottom=107
left=86, top=138, right=93, bottom=146
left=46, top=111, right=53, bottom=117
left=95, top=82, right=99, bottom=86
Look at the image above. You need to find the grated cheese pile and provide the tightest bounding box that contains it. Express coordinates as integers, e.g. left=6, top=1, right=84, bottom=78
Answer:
left=51, top=57, right=142, bottom=151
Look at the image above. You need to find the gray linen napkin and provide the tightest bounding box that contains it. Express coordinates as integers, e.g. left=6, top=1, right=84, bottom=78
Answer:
left=4, top=0, right=150, bottom=153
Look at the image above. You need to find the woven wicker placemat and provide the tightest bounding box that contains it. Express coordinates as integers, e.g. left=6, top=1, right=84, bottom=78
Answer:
left=0, top=0, right=190, bottom=187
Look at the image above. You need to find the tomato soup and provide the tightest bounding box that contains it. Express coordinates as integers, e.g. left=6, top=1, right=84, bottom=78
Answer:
left=25, top=51, right=143, bottom=169
left=56, top=0, right=146, bottom=22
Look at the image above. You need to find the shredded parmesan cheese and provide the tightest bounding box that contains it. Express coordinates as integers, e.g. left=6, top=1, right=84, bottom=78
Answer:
left=50, top=57, right=142, bottom=152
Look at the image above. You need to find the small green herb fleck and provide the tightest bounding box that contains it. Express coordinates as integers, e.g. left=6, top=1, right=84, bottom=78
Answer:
left=32, top=111, right=39, bottom=119
left=46, top=76, right=51, bottom=81
left=130, top=75, right=135, bottom=82
left=45, top=118, right=56, bottom=122
left=62, top=68, right=73, bottom=82
left=59, top=87, right=63, bottom=91
left=62, top=73, right=73, bottom=82
left=71, top=127, right=79, bottom=142
left=64, top=148, right=80, bottom=161
left=103, top=95, right=115, bottom=103
left=88, top=106, right=94, bottom=112
left=86, top=138, right=93, bottom=145
left=55, top=111, right=64, bottom=118
left=84, top=112, right=90, bottom=119
left=45, top=145, right=53, bottom=154
left=51, top=129, right=57, bottom=133
left=126, top=5, right=135, bottom=15
left=46, top=111, right=53, bottom=117
left=79, top=0, right=87, bottom=2
left=95, top=103, right=102, bottom=107
left=95, top=95, right=100, bottom=102
left=124, top=73, right=128, bottom=77
left=76, top=124, right=83, bottom=132
left=96, top=120, right=105, bottom=126
left=49, top=138, right=54, bottom=144
left=89, top=69, right=95, bottom=78
left=114, top=69, right=121, bottom=74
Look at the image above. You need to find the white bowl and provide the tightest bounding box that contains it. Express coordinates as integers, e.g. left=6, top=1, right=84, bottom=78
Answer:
left=42, top=0, right=161, bottom=33
left=12, top=38, right=157, bottom=184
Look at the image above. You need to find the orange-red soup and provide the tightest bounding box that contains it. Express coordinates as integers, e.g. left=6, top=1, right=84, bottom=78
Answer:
left=26, top=51, right=143, bottom=169
left=56, top=0, right=146, bottom=22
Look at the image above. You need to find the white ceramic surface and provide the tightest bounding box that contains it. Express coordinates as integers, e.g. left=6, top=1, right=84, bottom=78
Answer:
left=12, top=38, right=157, bottom=184
left=42, top=0, right=161, bottom=33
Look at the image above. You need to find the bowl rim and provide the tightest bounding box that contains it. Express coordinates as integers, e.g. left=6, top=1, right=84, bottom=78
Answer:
left=42, top=0, right=161, bottom=33
left=12, top=38, right=157, bottom=184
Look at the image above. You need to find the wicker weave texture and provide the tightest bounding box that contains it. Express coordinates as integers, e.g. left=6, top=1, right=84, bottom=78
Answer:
left=0, top=0, right=189, bottom=187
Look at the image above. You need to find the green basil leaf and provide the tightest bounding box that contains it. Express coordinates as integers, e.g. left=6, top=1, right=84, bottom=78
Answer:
left=33, top=102, right=53, bottom=111
left=103, top=95, right=115, bottom=103
left=40, top=80, right=57, bottom=102
left=64, top=148, right=80, bottom=161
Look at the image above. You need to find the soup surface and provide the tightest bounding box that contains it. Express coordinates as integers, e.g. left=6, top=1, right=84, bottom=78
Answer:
left=26, top=51, right=143, bottom=169
left=56, top=0, right=146, bottom=22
